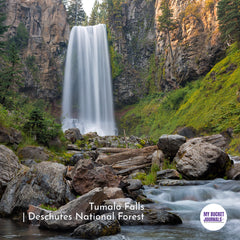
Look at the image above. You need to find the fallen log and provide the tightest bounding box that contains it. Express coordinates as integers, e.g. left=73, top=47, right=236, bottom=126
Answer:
left=97, top=146, right=157, bottom=165
left=98, top=148, right=130, bottom=154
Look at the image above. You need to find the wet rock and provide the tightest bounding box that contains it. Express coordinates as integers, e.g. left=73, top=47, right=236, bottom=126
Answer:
left=0, top=162, right=75, bottom=216
left=71, top=159, right=121, bottom=195
left=125, top=179, right=143, bottom=192
left=65, top=128, right=83, bottom=144
left=104, top=187, right=125, bottom=199
left=102, top=199, right=182, bottom=225
left=0, top=145, right=22, bottom=196
left=157, top=169, right=180, bottom=180
left=18, top=146, right=49, bottom=161
left=71, top=215, right=121, bottom=239
left=157, top=135, right=186, bottom=160
left=175, top=138, right=231, bottom=180
left=158, top=179, right=212, bottom=186
left=39, top=188, right=107, bottom=230
left=227, top=163, right=240, bottom=180
left=97, top=234, right=129, bottom=240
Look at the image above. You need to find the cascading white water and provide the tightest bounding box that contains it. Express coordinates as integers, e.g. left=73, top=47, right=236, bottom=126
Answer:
left=62, top=24, right=116, bottom=136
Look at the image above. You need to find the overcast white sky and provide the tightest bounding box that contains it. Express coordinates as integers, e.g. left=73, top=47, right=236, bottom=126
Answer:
left=82, top=0, right=102, bottom=17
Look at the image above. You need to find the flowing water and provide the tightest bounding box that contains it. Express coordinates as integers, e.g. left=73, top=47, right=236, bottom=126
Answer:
left=62, top=24, right=116, bottom=136
left=1, top=179, right=239, bottom=240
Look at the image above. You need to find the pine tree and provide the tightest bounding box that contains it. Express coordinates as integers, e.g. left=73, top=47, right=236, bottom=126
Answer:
left=0, top=42, right=23, bottom=107
left=89, top=0, right=99, bottom=25
left=158, top=0, right=177, bottom=61
left=0, top=0, right=8, bottom=53
left=67, top=0, right=86, bottom=27
left=217, top=0, right=240, bottom=45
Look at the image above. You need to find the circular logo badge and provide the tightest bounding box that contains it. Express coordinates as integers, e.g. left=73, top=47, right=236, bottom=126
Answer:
left=200, top=203, right=227, bottom=231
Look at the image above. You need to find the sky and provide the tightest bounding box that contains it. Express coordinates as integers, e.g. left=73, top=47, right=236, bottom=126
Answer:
left=82, top=0, right=102, bottom=17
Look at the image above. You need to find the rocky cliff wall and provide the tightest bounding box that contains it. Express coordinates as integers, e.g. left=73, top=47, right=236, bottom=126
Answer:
left=4, top=0, right=69, bottom=103
left=113, top=0, right=223, bottom=107
left=155, top=0, right=223, bottom=89
left=111, top=0, right=156, bottom=108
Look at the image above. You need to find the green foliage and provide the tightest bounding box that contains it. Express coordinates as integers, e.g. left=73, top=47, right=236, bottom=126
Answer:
left=12, top=22, right=29, bottom=50
left=0, top=0, right=8, bottom=52
left=23, top=108, right=61, bottom=147
left=66, top=0, right=86, bottom=27
left=40, top=204, right=58, bottom=211
left=217, top=0, right=240, bottom=45
left=134, top=164, right=160, bottom=185
left=108, top=28, right=123, bottom=79
left=162, top=159, right=177, bottom=170
left=119, top=43, right=240, bottom=140
left=0, top=41, right=24, bottom=108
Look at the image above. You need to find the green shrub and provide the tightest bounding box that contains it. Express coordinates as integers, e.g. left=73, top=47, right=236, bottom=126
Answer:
left=23, top=108, right=61, bottom=147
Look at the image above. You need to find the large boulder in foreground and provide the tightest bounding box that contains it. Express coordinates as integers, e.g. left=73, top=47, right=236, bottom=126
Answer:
left=157, top=134, right=186, bottom=160
left=0, top=145, right=22, bottom=197
left=174, top=138, right=231, bottom=180
left=71, top=159, right=121, bottom=195
left=40, top=187, right=107, bottom=230
left=71, top=215, right=121, bottom=239
left=0, top=161, right=75, bottom=216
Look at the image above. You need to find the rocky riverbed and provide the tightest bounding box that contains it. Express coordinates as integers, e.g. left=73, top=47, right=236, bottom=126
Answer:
left=0, top=129, right=239, bottom=239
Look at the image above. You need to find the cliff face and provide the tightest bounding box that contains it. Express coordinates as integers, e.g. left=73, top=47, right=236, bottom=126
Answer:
left=111, top=0, right=156, bottom=108
left=155, top=0, right=223, bottom=90
left=5, top=0, right=69, bottom=102
left=112, top=0, right=223, bottom=106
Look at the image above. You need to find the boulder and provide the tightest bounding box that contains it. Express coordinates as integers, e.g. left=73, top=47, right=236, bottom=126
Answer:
left=0, top=126, right=22, bottom=145
left=104, top=187, right=125, bottom=199
left=0, top=145, right=22, bottom=195
left=39, top=187, right=107, bottom=230
left=201, top=134, right=227, bottom=149
left=71, top=215, right=121, bottom=239
left=65, top=128, right=83, bottom=144
left=71, top=159, right=121, bottom=195
left=227, top=163, right=240, bottom=180
left=0, top=162, right=75, bottom=216
left=174, top=138, right=231, bottom=180
left=125, top=179, right=143, bottom=192
left=157, top=169, right=180, bottom=180
left=18, top=146, right=49, bottom=161
left=152, top=150, right=164, bottom=168
left=157, top=135, right=186, bottom=160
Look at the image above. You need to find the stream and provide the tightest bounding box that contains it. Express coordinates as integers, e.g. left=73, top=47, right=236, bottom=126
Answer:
left=0, top=179, right=239, bottom=240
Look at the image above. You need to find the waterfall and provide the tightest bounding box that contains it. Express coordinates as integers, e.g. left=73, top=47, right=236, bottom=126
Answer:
left=62, top=24, right=117, bottom=136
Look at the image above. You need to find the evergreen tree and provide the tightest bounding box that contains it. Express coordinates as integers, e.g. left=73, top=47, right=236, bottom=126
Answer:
left=0, top=42, right=23, bottom=107
left=67, top=0, right=86, bottom=27
left=89, top=0, right=99, bottom=25
left=217, top=0, right=240, bottom=45
left=158, top=0, right=177, bottom=61
left=0, top=0, right=8, bottom=53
